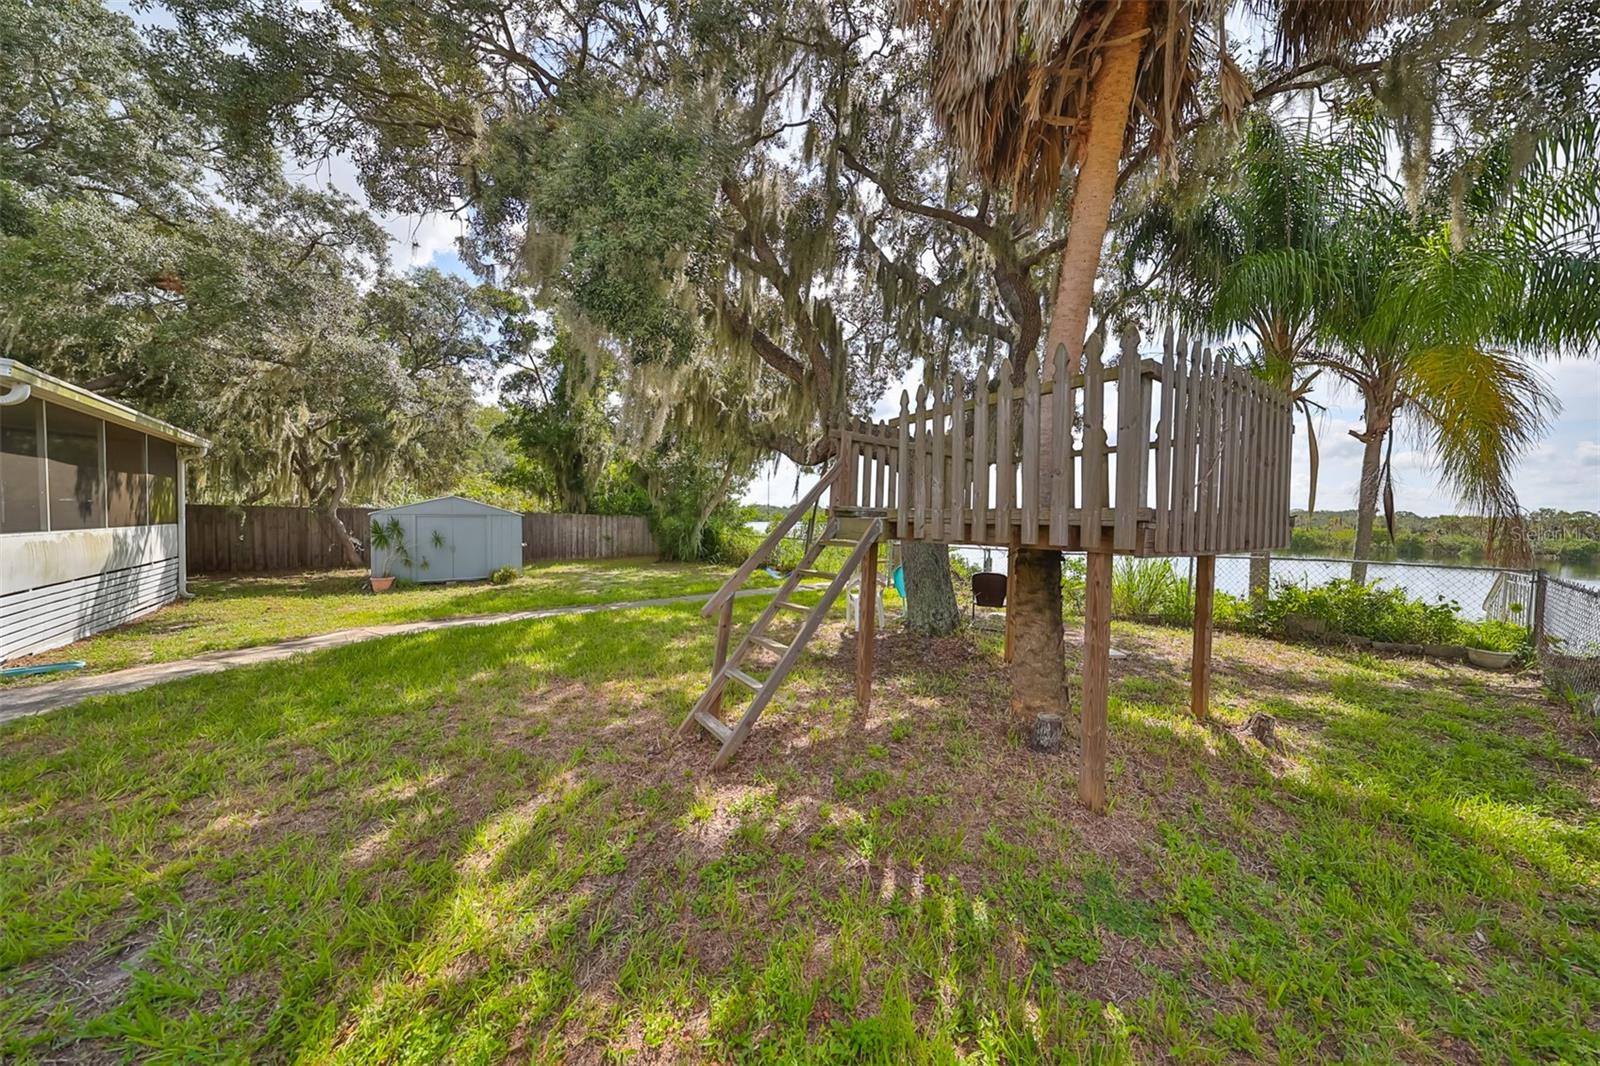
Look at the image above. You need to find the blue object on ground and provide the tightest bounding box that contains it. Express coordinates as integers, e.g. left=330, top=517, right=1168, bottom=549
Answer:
left=892, top=565, right=906, bottom=598
left=765, top=567, right=783, bottom=580
left=1, top=660, right=87, bottom=679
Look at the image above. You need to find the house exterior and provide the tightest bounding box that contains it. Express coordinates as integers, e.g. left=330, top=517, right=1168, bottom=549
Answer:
left=368, top=496, right=523, bottom=583
left=0, top=360, right=210, bottom=661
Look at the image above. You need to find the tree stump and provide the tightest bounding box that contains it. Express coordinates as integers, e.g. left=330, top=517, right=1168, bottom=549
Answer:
left=1032, top=713, right=1064, bottom=753
left=1239, top=712, right=1284, bottom=752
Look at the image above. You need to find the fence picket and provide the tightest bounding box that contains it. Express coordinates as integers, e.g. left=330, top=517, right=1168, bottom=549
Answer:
left=1083, top=336, right=1105, bottom=550
left=972, top=361, right=990, bottom=543
left=1021, top=349, right=1041, bottom=544
left=949, top=373, right=966, bottom=542
left=1049, top=343, right=1071, bottom=546
left=994, top=358, right=1015, bottom=538
left=1114, top=326, right=1141, bottom=552
left=1155, top=329, right=1175, bottom=552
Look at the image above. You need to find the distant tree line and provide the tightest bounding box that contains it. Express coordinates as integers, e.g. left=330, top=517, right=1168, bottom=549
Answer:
left=1288, top=510, right=1600, bottom=564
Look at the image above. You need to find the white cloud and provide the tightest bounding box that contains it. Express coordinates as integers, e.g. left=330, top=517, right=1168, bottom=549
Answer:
left=283, top=152, right=462, bottom=270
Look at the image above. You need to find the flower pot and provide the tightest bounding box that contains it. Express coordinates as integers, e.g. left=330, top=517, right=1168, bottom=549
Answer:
left=1467, top=647, right=1515, bottom=671
left=368, top=575, right=397, bottom=593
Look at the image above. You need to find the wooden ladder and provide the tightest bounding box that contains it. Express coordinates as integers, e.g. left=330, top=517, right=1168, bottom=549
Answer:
left=680, top=515, right=883, bottom=769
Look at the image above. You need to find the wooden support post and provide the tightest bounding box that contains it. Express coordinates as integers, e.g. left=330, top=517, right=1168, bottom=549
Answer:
left=856, top=540, right=879, bottom=713
left=1003, top=527, right=1021, bottom=663
left=1190, top=555, right=1215, bottom=721
left=709, top=597, right=734, bottom=717
left=1079, top=550, right=1112, bottom=814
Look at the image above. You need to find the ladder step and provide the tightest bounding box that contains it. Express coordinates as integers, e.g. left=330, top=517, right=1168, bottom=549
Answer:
left=776, top=600, right=811, bottom=614
left=750, top=635, right=790, bottom=655
left=692, top=708, right=732, bottom=743
left=798, top=568, right=837, bottom=579
left=825, top=538, right=857, bottom=547
left=727, top=668, right=765, bottom=691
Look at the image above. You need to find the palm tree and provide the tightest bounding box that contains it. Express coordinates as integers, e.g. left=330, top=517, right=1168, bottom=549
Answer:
left=1315, top=120, right=1600, bottom=578
left=1120, top=111, right=1379, bottom=598
left=907, top=0, right=1405, bottom=765
left=1127, top=108, right=1600, bottom=583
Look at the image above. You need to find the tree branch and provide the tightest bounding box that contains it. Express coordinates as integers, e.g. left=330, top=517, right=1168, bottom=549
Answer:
left=835, top=139, right=996, bottom=241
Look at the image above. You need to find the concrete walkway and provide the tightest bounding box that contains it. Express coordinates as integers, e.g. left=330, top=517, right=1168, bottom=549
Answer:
left=0, top=585, right=809, bottom=725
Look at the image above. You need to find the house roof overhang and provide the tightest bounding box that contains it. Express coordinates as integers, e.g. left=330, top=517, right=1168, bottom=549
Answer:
left=0, top=359, right=211, bottom=452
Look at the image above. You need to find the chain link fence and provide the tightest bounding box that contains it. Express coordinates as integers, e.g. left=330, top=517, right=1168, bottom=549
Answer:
left=949, top=548, right=1600, bottom=712
left=1213, top=554, right=1535, bottom=623
left=1539, top=577, right=1600, bottom=710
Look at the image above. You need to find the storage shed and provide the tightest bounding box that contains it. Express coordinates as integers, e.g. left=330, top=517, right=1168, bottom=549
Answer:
left=1, top=360, right=210, bottom=661
left=368, top=496, right=522, bottom=583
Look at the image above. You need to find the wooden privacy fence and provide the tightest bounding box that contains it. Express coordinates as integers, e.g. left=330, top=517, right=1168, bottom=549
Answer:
left=186, top=505, right=373, bottom=574
left=522, top=512, right=657, bottom=561
left=186, top=505, right=657, bottom=574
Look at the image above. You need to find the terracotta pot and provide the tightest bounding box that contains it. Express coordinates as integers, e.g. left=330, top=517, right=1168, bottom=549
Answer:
left=368, top=575, right=397, bottom=593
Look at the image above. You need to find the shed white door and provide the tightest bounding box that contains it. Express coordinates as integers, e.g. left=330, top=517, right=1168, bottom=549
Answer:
left=449, top=516, right=490, bottom=579
left=414, top=514, right=489, bottom=580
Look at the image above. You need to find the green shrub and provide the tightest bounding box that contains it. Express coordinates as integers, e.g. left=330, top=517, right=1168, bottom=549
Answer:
left=489, top=565, right=519, bottom=585
left=711, top=524, right=856, bottom=577
left=1061, top=556, right=1087, bottom=617
left=1212, top=591, right=1253, bottom=630
left=1111, top=559, right=1194, bottom=624
left=1557, top=538, right=1600, bottom=564
left=1457, top=618, right=1535, bottom=660
left=1255, top=579, right=1465, bottom=645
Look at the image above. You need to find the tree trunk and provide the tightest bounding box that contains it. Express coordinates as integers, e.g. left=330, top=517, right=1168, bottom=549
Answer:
left=1009, top=547, right=1067, bottom=733
left=1009, top=0, right=1148, bottom=733
left=1248, top=551, right=1271, bottom=610
left=322, top=499, right=363, bottom=568
left=1040, top=0, right=1151, bottom=368
left=1351, top=430, right=1385, bottom=584
left=903, top=541, right=961, bottom=636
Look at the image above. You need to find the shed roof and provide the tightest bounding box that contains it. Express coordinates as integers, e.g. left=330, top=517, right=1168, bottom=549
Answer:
left=371, top=495, right=523, bottom=518
left=0, top=359, right=211, bottom=450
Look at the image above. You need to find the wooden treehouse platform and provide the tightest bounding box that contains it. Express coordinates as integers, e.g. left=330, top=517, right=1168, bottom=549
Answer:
left=831, top=325, right=1294, bottom=557
left=682, top=327, right=1296, bottom=812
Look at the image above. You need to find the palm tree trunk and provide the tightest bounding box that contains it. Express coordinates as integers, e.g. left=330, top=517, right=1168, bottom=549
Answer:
left=904, top=541, right=961, bottom=636
left=1351, top=430, right=1385, bottom=583
left=1009, top=0, right=1149, bottom=730
left=1010, top=548, right=1065, bottom=733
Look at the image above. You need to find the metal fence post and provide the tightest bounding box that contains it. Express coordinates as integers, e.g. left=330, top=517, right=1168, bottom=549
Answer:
left=1532, top=568, right=1548, bottom=652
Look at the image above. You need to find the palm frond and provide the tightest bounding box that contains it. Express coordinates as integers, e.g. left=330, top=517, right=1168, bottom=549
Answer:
left=1398, top=342, right=1557, bottom=531
left=907, top=0, right=1402, bottom=215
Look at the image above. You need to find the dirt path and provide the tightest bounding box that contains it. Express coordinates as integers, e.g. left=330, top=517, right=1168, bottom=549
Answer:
left=0, top=586, right=807, bottom=725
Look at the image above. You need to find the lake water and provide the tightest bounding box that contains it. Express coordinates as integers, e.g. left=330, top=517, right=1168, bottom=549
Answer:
left=746, top=521, right=1598, bottom=617
left=945, top=549, right=1597, bottom=621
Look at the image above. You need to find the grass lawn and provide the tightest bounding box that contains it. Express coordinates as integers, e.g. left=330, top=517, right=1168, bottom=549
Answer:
left=1, top=561, right=777, bottom=680
left=1, top=600, right=1597, bottom=1062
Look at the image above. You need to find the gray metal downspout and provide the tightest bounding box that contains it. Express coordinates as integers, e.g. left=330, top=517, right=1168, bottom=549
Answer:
left=176, top=453, right=190, bottom=597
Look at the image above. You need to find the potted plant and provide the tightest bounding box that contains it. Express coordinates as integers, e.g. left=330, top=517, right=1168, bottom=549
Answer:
left=366, top=518, right=426, bottom=591
left=1462, top=618, right=1528, bottom=671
